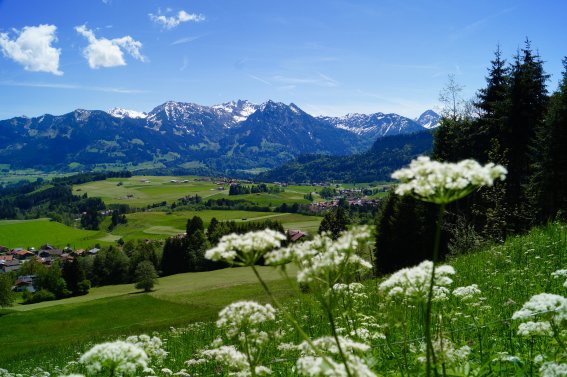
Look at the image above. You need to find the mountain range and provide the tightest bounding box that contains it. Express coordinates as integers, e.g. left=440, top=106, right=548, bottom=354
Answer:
left=0, top=100, right=439, bottom=173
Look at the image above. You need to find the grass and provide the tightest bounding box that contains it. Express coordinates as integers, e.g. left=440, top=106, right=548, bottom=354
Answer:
left=111, top=210, right=322, bottom=241
left=73, top=175, right=386, bottom=208
left=0, top=266, right=297, bottom=370
left=0, top=211, right=322, bottom=249
left=0, top=218, right=110, bottom=249
left=2, top=223, right=567, bottom=374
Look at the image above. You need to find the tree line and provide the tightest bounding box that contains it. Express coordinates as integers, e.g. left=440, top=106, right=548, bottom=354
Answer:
left=375, top=40, right=567, bottom=274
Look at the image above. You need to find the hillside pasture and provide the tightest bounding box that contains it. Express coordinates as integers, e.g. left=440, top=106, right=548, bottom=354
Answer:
left=111, top=210, right=322, bottom=240
left=0, top=218, right=108, bottom=249
left=0, top=266, right=296, bottom=370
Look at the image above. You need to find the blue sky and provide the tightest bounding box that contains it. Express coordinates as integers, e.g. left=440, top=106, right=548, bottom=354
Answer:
left=0, top=0, right=566, bottom=119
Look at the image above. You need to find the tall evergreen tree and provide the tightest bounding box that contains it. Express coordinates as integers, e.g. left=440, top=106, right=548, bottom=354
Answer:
left=504, top=40, right=549, bottom=231
left=528, top=57, right=567, bottom=221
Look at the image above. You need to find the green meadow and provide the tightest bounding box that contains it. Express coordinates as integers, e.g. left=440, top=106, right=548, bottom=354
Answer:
left=0, top=218, right=108, bottom=249
left=0, top=266, right=297, bottom=370
left=111, top=210, right=322, bottom=241
left=0, top=210, right=322, bottom=249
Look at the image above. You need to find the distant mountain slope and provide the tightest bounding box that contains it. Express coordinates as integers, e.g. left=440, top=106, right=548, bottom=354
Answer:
left=260, top=130, right=434, bottom=183
left=415, top=110, right=441, bottom=129
left=0, top=101, right=435, bottom=173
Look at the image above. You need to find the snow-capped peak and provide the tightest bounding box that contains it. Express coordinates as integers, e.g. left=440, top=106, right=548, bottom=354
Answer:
left=108, top=107, right=148, bottom=119
left=415, top=110, right=440, bottom=129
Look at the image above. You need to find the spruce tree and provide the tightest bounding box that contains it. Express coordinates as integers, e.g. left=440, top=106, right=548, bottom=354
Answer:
left=504, top=40, right=549, bottom=231
left=528, top=57, right=567, bottom=221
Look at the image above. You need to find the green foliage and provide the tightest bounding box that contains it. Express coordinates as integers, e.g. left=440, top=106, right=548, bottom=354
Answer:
left=0, top=273, right=15, bottom=308
left=91, top=246, right=130, bottom=286
left=134, top=261, right=159, bottom=292
left=261, top=131, right=434, bottom=183
left=318, top=206, right=349, bottom=239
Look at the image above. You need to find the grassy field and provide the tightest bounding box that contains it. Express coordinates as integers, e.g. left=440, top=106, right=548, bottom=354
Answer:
left=0, top=266, right=297, bottom=370
left=112, top=210, right=322, bottom=241
left=0, top=218, right=110, bottom=249
left=73, top=175, right=387, bottom=208
left=3, top=223, right=566, bottom=375
left=0, top=211, right=322, bottom=249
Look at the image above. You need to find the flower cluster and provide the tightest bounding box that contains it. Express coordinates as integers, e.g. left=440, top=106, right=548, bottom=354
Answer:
left=265, top=226, right=373, bottom=286
left=552, top=269, right=567, bottom=288
left=205, top=229, right=286, bottom=266
left=415, top=337, right=471, bottom=369
left=125, top=334, right=168, bottom=363
left=391, top=156, right=507, bottom=204
left=79, top=340, right=148, bottom=377
left=452, top=284, right=482, bottom=301
left=216, top=301, right=276, bottom=339
left=296, top=336, right=376, bottom=377
left=512, top=293, right=567, bottom=338
left=379, top=260, right=455, bottom=303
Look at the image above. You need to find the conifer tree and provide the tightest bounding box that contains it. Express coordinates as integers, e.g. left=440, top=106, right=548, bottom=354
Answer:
left=528, top=57, right=567, bottom=221
left=504, top=40, right=549, bottom=231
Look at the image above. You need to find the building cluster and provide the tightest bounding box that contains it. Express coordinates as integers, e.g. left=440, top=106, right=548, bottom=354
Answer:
left=0, top=244, right=99, bottom=275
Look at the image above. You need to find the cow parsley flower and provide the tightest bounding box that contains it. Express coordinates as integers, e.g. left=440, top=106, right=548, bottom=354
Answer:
left=79, top=340, right=148, bottom=377
left=452, top=284, right=482, bottom=301
left=552, top=269, right=567, bottom=288
left=216, top=301, right=276, bottom=338
left=125, top=334, right=167, bottom=363
left=199, top=345, right=249, bottom=370
left=512, top=293, right=567, bottom=322
left=296, top=336, right=376, bottom=377
left=379, top=260, right=455, bottom=303
left=391, top=156, right=507, bottom=204
left=266, top=226, right=373, bottom=286
left=205, top=229, right=286, bottom=266
left=540, top=362, right=567, bottom=377
left=517, top=321, right=553, bottom=337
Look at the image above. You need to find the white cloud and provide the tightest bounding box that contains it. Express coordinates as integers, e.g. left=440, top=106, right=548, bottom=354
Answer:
left=0, top=24, right=63, bottom=76
left=149, top=10, right=205, bottom=29
left=75, top=25, right=145, bottom=69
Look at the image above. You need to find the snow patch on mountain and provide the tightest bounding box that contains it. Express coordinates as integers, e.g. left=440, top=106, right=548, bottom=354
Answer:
left=415, top=110, right=440, bottom=129
left=108, top=108, right=148, bottom=119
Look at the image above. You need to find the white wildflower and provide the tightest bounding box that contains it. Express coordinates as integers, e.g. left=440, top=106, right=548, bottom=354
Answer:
left=540, top=362, right=567, bottom=377
left=491, top=352, right=521, bottom=364
left=416, top=337, right=470, bottom=367
left=216, top=301, right=276, bottom=338
left=391, top=156, right=507, bottom=204
left=125, top=334, right=167, bottom=363
left=512, top=293, right=567, bottom=322
left=552, top=269, right=567, bottom=288
left=452, top=284, right=482, bottom=301
left=79, top=340, right=148, bottom=377
left=379, top=261, right=455, bottom=303
left=517, top=321, right=553, bottom=337
left=199, top=345, right=249, bottom=370
left=205, top=229, right=286, bottom=265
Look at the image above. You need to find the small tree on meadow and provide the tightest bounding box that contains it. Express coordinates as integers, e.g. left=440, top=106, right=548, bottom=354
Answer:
left=0, top=274, right=15, bottom=308
left=134, top=261, right=158, bottom=292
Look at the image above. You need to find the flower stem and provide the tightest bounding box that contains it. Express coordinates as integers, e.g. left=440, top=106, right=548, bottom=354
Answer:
left=425, top=203, right=445, bottom=377
left=250, top=265, right=332, bottom=364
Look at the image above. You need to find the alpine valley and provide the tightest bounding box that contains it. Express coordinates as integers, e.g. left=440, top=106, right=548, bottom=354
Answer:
left=0, top=100, right=439, bottom=174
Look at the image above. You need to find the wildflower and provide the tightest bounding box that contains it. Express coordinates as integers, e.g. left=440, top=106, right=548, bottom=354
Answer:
left=391, top=156, right=507, bottom=204
left=216, top=301, right=276, bottom=339
left=266, top=226, right=373, bottom=286
left=199, top=346, right=249, bottom=370
left=452, top=284, right=482, bottom=301
left=517, top=321, right=553, bottom=337
left=552, top=269, right=567, bottom=288
left=79, top=340, right=148, bottom=377
left=125, top=334, right=167, bottom=363
left=379, top=261, right=455, bottom=303
left=416, top=337, right=471, bottom=368
left=512, top=293, right=567, bottom=322
left=205, top=229, right=286, bottom=266
left=296, top=336, right=376, bottom=377
left=540, top=362, right=567, bottom=377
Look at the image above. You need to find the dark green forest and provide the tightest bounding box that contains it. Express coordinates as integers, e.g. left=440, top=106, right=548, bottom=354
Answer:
left=374, top=41, right=567, bottom=274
